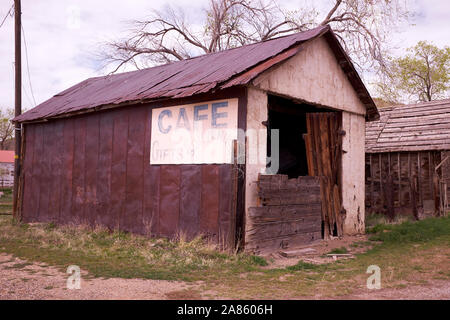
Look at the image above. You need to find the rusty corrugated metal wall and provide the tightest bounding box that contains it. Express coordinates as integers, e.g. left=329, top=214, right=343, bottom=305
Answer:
left=20, top=93, right=245, bottom=245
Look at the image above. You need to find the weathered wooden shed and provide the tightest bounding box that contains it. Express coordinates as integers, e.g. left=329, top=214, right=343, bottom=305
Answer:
left=13, top=25, right=378, bottom=253
left=365, top=99, right=450, bottom=218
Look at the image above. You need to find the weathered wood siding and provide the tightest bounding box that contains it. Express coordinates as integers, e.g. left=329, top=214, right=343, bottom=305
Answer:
left=365, top=151, right=442, bottom=216
left=246, top=175, right=322, bottom=254
left=441, top=151, right=450, bottom=213
left=365, top=99, right=450, bottom=217
left=442, top=151, right=450, bottom=193
left=304, top=112, right=344, bottom=238
left=20, top=89, right=247, bottom=247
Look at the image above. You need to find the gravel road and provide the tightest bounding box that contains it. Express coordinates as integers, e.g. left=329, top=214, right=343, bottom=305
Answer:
left=1, top=253, right=448, bottom=300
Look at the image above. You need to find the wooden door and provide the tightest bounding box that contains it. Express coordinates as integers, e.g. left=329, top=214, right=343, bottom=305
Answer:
left=303, top=113, right=343, bottom=238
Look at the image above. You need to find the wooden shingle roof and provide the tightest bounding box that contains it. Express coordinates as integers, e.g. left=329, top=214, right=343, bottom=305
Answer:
left=366, top=99, right=450, bottom=153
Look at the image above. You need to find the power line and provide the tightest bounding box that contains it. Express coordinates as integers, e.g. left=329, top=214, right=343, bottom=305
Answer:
left=21, top=23, right=36, bottom=107
left=22, top=83, right=34, bottom=108
left=11, top=62, right=33, bottom=108
left=0, top=4, right=13, bottom=29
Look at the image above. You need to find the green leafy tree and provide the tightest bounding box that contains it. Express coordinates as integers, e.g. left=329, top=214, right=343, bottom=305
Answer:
left=0, top=109, right=14, bottom=150
left=377, top=41, right=450, bottom=103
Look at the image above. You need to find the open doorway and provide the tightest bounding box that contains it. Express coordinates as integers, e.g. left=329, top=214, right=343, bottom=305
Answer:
left=266, top=94, right=344, bottom=238
left=266, top=95, right=337, bottom=178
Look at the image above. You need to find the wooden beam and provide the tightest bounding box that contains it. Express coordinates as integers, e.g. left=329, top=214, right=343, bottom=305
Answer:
left=385, top=175, right=395, bottom=221
left=435, top=155, right=449, bottom=172
left=429, top=152, right=434, bottom=204
left=229, top=140, right=239, bottom=250
left=13, top=0, right=22, bottom=221
left=398, top=152, right=402, bottom=207
left=388, top=153, right=391, bottom=175
left=418, top=152, right=423, bottom=206
left=370, top=154, right=374, bottom=213
left=379, top=153, right=383, bottom=209
left=408, top=153, right=411, bottom=207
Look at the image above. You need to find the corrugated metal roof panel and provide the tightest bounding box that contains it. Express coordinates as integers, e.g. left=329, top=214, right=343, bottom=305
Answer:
left=14, top=25, right=378, bottom=123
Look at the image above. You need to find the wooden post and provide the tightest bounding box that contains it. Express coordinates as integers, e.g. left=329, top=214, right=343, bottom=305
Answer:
left=379, top=153, right=383, bottom=210
left=12, top=0, right=22, bottom=221
left=411, top=176, right=419, bottom=220
left=385, top=175, right=395, bottom=221
left=398, top=153, right=402, bottom=207
left=433, top=171, right=440, bottom=216
left=388, top=153, right=391, bottom=176
left=370, top=154, right=374, bottom=214
left=408, top=153, right=411, bottom=207
left=428, top=152, right=433, bottom=196
left=228, top=140, right=239, bottom=251
left=418, top=152, right=423, bottom=207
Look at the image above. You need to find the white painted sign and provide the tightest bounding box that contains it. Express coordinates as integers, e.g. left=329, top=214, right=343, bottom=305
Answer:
left=150, top=99, right=238, bottom=164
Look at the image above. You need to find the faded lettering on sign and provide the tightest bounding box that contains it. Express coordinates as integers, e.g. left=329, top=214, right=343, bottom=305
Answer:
left=150, top=99, right=238, bottom=164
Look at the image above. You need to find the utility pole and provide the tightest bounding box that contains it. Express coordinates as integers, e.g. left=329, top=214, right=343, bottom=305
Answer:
left=13, top=0, right=22, bottom=220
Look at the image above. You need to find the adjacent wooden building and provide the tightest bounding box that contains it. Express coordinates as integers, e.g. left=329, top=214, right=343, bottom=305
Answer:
left=13, top=25, right=378, bottom=253
left=365, top=99, right=450, bottom=218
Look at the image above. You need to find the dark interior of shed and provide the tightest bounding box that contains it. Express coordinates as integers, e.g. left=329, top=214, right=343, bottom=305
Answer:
left=266, top=94, right=335, bottom=178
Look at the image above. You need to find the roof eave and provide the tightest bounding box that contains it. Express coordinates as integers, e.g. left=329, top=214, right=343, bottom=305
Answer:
left=322, top=30, right=379, bottom=121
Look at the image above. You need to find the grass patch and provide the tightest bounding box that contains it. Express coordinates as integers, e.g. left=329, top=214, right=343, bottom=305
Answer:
left=249, top=255, right=268, bottom=266
left=327, top=247, right=348, bottom=254
left=365, top=213, right=413, bottom=228
left=287, top=261, right=323, bottom=271
left=0, top=188, right=12, bottom=214
left=367, top=216, right=450, bottom=243
left=0, top=215, right=267, bottom=281
left=0, top=215, right=448, bottom=299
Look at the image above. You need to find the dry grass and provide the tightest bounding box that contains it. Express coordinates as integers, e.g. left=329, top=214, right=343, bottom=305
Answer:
left=0, top=215, right=449, bottom=298
left=0, top=216, right=266, bottom=281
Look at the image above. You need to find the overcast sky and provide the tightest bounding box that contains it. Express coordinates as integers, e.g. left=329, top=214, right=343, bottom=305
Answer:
left=0, top=0, right=449, bottom=112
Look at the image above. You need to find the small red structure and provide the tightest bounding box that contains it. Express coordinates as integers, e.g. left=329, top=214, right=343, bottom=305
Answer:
left=0, top=150, right=15, bottom=188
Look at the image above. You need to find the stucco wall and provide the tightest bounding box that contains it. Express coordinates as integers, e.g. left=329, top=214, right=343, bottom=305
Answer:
left=341, top=112, right=366, bottom=234
left=253, top=37, right=366, bottom=116
left=245, top=36, right=367, bottom=235
left=245, top=88, right=268, bottom=216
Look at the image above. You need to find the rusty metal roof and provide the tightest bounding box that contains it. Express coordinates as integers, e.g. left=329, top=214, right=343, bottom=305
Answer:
left=0, top=150, right=14, bottom=163
left=366, top=99, right=450, bottom=153
left=14, top=25, right=378, bottom=123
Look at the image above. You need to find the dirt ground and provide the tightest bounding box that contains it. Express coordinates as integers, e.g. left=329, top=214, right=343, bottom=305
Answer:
left=0, top=253, right=197, bottom=300
left=339, top=280, right=450, bottom=300
left=1, top=252, right=448, bottom=300
left=262, top=235, right=374, bottom=267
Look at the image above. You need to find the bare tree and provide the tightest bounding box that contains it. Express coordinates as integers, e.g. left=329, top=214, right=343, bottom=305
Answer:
left=318, top=0, right=410, bottom=71
left=102, top=0, right=411, bottom=73
left=0, top=109, right=14, bottom=150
